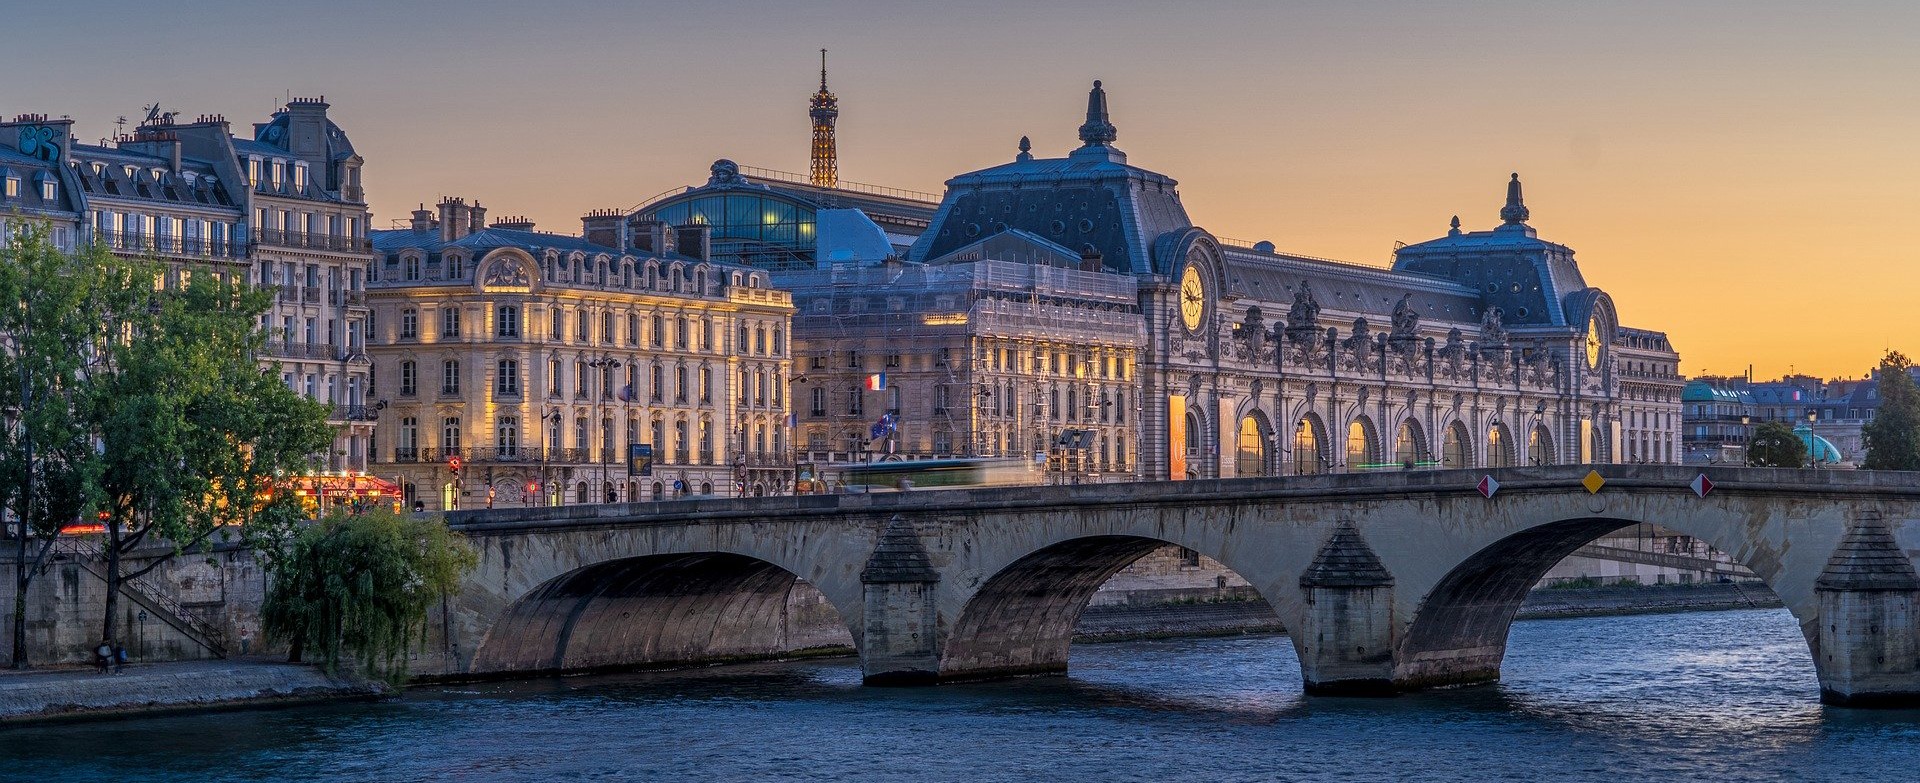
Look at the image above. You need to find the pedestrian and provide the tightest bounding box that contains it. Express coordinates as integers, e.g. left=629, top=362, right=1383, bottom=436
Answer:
left=93, top=640, right=112, bottom=674
left=239, top=628, right=253, bottom=657
left=113, top=644, right=128, bottom=674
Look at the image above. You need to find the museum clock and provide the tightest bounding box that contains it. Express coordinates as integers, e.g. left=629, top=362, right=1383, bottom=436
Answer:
left=1180, top=265, right=1206, bottom=333
left=1585, top=316, right=1603, bottom=369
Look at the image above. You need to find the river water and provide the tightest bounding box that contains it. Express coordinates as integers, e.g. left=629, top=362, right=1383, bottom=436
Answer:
left=4, top=608, right=1919, bottom=782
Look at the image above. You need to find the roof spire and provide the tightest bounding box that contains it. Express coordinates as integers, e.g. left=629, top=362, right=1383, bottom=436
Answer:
left=1448, top=215, right=1462, bottom=236
left=819, top=48, right=828, bottom=91
left=1500, top=172, right=1530, bottom=225
left=1016, top=135, right=1032, bottom=162
left=1077, top=79, right=1117, bottom=147
left=809, top=48, right=839, bottom=188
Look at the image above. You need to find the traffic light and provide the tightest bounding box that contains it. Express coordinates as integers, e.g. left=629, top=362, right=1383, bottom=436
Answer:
left=447, top=454, right=463, bottom=477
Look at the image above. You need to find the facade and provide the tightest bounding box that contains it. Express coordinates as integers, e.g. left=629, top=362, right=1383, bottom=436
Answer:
left=630, top=81, right=1684, bottom=481
left=366, top=199, right=794, bottom=511
left=1680, top=369, right=1917, bottom=466
left=1, top=100, right=375, bottom=472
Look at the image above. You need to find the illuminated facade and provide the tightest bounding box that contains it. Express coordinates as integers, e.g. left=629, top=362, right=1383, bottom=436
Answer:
left=366, top=199, right=793, bottom=511
left=2, top=99, right=376, bottom=473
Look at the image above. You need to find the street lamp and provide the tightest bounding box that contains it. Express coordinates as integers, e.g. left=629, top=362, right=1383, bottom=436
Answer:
left=1806, top=409, right=1820, bottom=470
left=586, top=356, right=623, bottom=502
left=1740, top=415, right=1752, bottom=465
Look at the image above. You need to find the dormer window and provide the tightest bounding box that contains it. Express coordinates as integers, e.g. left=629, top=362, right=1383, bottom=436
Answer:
left=2, top=173, right=16, bottom=199
left=246, top=157, right=262, bottom=187
left=292, top=162, right=308, bottom=193
left=122, top=165, right=137, bottom=180
left=90, top=162, right=105, bottom=177
left=150, top=168, right=165, bottom=184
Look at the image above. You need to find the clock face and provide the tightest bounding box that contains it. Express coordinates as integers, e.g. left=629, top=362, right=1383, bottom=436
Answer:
left=1180, top=266, right=1206, bottom=332
left=1585, top=316, right=1603, bottom=369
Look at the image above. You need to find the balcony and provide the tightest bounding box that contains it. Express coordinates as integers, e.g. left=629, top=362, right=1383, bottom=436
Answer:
left=261, top=341, right=340, bottom=361
left=330, top=404, right=381, bottom=422
left=252, top=228, right=373, bottom=254
left=95, top=231, right=245, bottom=260
left=302, top=288, right=320, bottom=303
left=383, top=446, right=603, bottom=465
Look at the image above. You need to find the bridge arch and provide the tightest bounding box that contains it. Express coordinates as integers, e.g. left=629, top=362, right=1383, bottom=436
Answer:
left=465, top=539, right=862, bottom=677
left=1394, top=508, right=1822, bottom=692
left=936, top=531, right=1299, bottom=682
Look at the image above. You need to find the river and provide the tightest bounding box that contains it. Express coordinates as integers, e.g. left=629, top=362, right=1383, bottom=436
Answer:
left=4, top=608, right=1919, bottom=782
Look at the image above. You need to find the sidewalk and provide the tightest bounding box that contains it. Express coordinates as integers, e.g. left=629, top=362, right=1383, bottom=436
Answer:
left=0, top=657, right=389, bottom=724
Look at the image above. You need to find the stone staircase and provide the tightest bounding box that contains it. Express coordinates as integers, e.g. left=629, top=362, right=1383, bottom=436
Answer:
left=50, top=537, right=228, bottom=658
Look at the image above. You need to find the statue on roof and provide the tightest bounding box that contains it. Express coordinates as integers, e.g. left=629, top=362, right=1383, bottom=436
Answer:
left=1480, top=306, right=1509, bottom=349
left=708, top=159, right=744, bottom=186
left=1286, top=282, right=1320, bottom=334
left=1390, top=294, right=1420, bottom=342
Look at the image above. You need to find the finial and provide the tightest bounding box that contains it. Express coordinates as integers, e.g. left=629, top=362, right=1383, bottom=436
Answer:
left=1448, top=215, right=1462, bottom=235
left=819, top=48, right=828, bottom=91
left=1499, top=172, right=1530, bottom=225
left=1017, top=135, right=1032, bottom=162
left=1078, top=79, right=1117, bottom=147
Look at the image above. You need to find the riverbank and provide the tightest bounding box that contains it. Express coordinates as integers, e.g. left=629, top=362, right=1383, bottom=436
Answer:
left=1074, top=581, right=1783, bottom=642
left=0, top=658, right=389, bottom=725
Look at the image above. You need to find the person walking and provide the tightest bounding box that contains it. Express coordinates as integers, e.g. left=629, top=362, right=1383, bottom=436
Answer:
left=239, top=628, right=253, bottom=657
left=113, top=644, right=128, bottom=674
left=93, top=640, right=112, bottom=674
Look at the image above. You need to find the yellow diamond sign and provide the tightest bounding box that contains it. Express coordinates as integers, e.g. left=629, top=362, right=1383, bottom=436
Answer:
left=1582, top=470, right=1606, bottom=494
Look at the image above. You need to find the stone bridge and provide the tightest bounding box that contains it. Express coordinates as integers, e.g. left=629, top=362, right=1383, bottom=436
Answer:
left=429, top=465, right=1920, bottom=706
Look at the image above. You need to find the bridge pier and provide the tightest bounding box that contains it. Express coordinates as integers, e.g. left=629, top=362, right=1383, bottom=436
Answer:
left=859, top=517, right=941, bottom=685
left=1813, top=511, right=1920, bottom=707
left=1298, top=523, right=1398, bottom=695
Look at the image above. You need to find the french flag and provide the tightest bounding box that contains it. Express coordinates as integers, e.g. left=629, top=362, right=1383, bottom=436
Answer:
left=863, top=372, right=887, bottom=391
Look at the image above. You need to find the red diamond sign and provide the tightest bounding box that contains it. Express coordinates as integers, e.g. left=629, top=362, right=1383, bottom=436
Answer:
left=1690, top=473, right=1715, bottom=498
left=1477, top=475, right=1500, bottom=498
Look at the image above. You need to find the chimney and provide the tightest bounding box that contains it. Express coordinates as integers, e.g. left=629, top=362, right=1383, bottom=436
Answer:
left=631, top=218, right=672, bottom=254
left=469, top=202, right=487, bottom=235
left=492, top=215, right=536, bottom=232
left=581, top=209, right=623, bottom=248
left=283, top=96, right=330, bottom=166
left=438, top=196, right=471, bottom=242
left=675, top=224, right=711, bottom=262
left=410, top=204, right=434, bottom=232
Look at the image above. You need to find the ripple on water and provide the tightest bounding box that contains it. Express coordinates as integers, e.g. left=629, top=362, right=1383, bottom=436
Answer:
left=4, top=608, right=1920, bottom=783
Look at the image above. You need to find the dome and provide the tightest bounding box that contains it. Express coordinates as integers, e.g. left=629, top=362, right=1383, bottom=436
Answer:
left=1793, top=425, right=1844, bottom=464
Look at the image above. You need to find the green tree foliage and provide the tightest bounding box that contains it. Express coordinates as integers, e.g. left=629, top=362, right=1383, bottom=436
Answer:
left=86, top=263, right=335, bottom=645
left=262, top=509, right=477, bottom=682
left=0, top=226, right=150, bottom=667
left=1863, top=351, right=1920, bottom=471
left=1747, top=421, right=1807, bottom=468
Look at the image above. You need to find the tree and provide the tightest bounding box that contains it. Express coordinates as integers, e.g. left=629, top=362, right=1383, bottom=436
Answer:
left=262, top=509, right=476, bottom=682
left=1747, top=421, right=1807, bottom=468
left=1863, top=351, right=1920, bottom=471
left=0, top=227, right=149, bottom=667
left=89, top=266, right=334, bottom=648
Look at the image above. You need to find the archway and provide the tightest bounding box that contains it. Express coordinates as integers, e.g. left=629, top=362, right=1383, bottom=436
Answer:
left=1441, top=420, right=1472, bottom=468
left=1293, top=414, right=1329, bottom=475
left=1183, top=410, right=1205, bottom=479
left=1346, top=416, right=1380, bottom=472
left=1235, top=413, right=1272, bottom=477
left=1487, top=423, right=1515, bottom=468
left=1530, top=425, right=1555, bottom=466
left=1396, top=516, right=1814, bottom=691
left=1394, top=420, right=1426, bottom=469
left=472, top=552, right=856, bottom=675
left=939, top=536, right=1283, bottom=681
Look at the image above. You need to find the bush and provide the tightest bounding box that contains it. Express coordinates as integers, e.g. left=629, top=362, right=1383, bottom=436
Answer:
left=262, top=509, right=476, bottom=683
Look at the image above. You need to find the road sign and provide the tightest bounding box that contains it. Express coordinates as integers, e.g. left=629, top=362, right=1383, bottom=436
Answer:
left=1582, top=470, right=1606, bottom=494
left=1477, top=475, right=1500, bottom=498
left=628, top=444, right=654, bottom=477
left=447, top=455, right=463, bottom=474
left=1691, top=473, right=1715, bottom=498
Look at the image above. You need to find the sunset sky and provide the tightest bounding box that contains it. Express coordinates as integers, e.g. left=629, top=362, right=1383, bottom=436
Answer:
left=9, top=1, right=1915, bottom=380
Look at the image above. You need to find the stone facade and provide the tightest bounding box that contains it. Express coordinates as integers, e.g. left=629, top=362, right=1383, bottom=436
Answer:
left=366, top=201, right=795, bottom=510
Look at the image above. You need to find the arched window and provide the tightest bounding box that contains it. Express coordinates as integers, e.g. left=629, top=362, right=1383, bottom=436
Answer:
left=1531, top=425, right=1556, bottom=466
left=1236, top=415, right=1269, bottom=477
left=1395, top=420, right=1425, bottom=468
left=1442, top=421, right=1473, bottom=468
left=1488, top=423, right=1515, bottom=468
left=1293, top=416, right=1327, bottom=475
left=1347, top=418, right=1379, bottom=471
left=442, top=417, right=461, bottom=450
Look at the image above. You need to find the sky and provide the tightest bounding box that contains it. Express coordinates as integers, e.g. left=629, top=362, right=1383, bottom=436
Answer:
left=5, top=0, right=1915, bottom=380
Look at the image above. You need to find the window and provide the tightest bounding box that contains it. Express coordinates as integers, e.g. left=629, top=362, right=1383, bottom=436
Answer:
left=496, top=359, right=519, bottom=397
left=441, top=307, right=461, bottom=339
left=496, top=417, right=518, bottom=455
left=398, top=417, right=418, bottom=458
left=549, top=358, right=562, bottom=396
left=849, top=387, right=864, bottom=416
left=772, top=327, right=784, bottom=355
left=627, top=314, right=639, bottom=345
left=551, top=309, right=564, bottom=341
left=576, top=310, right=589, bottom=341
left=602, top=312, right=615, bottom=343
left=7, top=174, right=22, bottom=198
left=675, top=366, right=688, bottom=402
left=442, top=360, right=461, bottom=395
left=675, top=318, right=688, bottom=349
left=496, top=305, right=520, bottom=337
left=399, top=361, right=417, bottom=396
left=699, top=367, right=712, bottom=403
left=811, top=387, right=826, bottom=417
left=848, top=351, right=862, bottom=369
left=650, top=364, right=664, bottom=401
left=400, top=308, right=417, bottom=339
left=40, top=179, right=56, bottom=202
left=651, top=315, right=664, bottom=347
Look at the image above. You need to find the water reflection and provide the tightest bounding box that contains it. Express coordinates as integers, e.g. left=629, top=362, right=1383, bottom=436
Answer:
left=5, top=608, right=1920, bottom=783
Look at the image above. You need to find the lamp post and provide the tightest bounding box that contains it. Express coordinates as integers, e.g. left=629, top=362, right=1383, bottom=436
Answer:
left=1740, top=415, right=1752, bottom=465
left=586, top=356, right=623, bottom=503
left=1806, top=409, right=1819, bottom=470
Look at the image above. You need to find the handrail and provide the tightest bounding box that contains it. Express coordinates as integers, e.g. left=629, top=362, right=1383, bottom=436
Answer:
left=52, top=537, right=228, bottom=657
